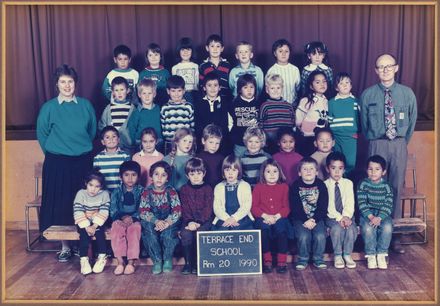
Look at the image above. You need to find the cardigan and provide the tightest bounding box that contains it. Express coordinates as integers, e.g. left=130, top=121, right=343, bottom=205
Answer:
left=251, top=183, right=290, bottom=218
left=213, top=180, right=254, bottom=224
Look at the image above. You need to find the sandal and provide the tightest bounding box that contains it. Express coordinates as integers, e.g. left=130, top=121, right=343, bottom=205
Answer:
left=114, top=264, right=125, bottom=275
left=124, top=264, right=135, bottom=275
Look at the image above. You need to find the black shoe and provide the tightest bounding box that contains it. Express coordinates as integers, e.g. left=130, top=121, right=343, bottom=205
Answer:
left=276, top=265, right=287, bottom=274
left=191, top=266, right=197, bottom=274
left=57, top=250, right=72, bottom=262
left=181, top=263, right=191, bottom=275
left=263, top=265, right=273, bottom=273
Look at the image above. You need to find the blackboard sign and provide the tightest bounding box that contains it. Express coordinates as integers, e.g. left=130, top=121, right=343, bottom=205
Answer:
left=197, top=230, right=262, bottom=276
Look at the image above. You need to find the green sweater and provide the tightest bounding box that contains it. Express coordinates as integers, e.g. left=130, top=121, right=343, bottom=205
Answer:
left=357, top=178, right=394, bottom=220
left=36, top=97, right=96, bottom=156
left=127, top=104, right=162, bottom=145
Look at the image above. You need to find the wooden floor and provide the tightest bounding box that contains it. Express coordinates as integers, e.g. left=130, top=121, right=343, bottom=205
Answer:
left=4, top=225, right=436, bottom=303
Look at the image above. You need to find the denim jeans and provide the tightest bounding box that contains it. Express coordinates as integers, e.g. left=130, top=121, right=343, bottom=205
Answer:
left=325, top=218, right=357, bottom=256
left=292, top=220, right=326, bottom=262
left=360, top=216, right=393, bottom=255
left=254, top=218, right=289, bottom=254
left=141, top=220, right=179, bottom=263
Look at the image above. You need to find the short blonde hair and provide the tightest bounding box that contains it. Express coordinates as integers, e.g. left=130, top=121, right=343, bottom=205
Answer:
left=243, top=126, right=266, bottom=148
left=236, top=41, right=253, bottom=53
left=137, top=78, right=157, bottom=93
left=265, top=73, right=284, bottom=88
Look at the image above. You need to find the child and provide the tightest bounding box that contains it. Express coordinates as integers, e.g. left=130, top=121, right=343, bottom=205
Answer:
left=310, top=127, right=335, bottom=180
left=228, top=74, right=261, bottom=157
left=110, top=161, right=143, bottom=275
left=171, top=37, right=199, bottom=104
left=328, top=72, right=360, bottom=174
left=98, top=76, right=136, bottom=153
left=240, top=126, right=271, bottom=188
left=196, top=124, right=225, bottom=188
left=259, top=74, right=295, bottom=153
left=93, top=126, right=130, bottom=193
left=160, top=75, right=195, bottom=154
left=212, top=155, right=254, bottom=230
left=251, top=159, right=290, bottom=274
left=300, top=41, right=334, bottom=97
left=295, top=70, right=329, bottom=157
left=324, top=152, right=357, bottom=269
left=194, top=72, right=229, bottom=149
left=289, top=157, right=329, bottom=270
left=102, top=44, right=139, bottom=105
left=163, top=128, right=196, bottom=191
left=273, top=127, right=303, bottom=186
left=127, top=79, right=163, bottom=151
left=132, top=128, right=164, bottom=187
left=358, top=155, right=394, bottom=270
left=266, top=39, right=300, bottom=105
left=73, top=169, right=110, bottom=275
left=179, top=158, right=214, bottom=274
left=199, top=34, right=232, bottom=100
left=228, top=41, right=264, bottom=98
left=139, top=161, right=182, bottom=274
left=139, top=43, right=171, bottom=106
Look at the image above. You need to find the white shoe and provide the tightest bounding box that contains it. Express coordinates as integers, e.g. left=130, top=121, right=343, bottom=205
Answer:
left=377, top=254, right=388, bottom=269
left=80, top=257, right=92, bottom=275
left=367, top=255, right=377, bottom=269
left=343, top=255, right=357, bottom=269
left=334, top=255, right=345, bottom=269
left=92, top=254, right=107, bottom=273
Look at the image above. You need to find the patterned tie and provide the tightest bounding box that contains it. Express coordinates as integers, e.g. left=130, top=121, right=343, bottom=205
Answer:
left=384, top=89, right=397, bottom=140
left=335, top=182, right=343, bottom=214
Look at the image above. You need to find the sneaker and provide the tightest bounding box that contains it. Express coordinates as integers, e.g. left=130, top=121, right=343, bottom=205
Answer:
left=181, top=263, right=191, bottom=275
left=334, top=256, right=345, bottom=269
left=295, top=261, right=308, bottom=271
left=80, top=257, right=92, bottom=275
left=343, top=255, right=357, bottom=269
left=72, top=246, right=80, bottom=257
left=163, top=260, right=173, bottom=273
left=57, top=249, right=72, bottom=262
left=276, top=265, right=287, bottom=274
left=263, top=265, right=273, bottom=273
left=152, top=262, right=162, bottom=275
left=377, top=254, right=388, bottom=269
left=92, top=254, right=107, bottom=273
left=313, top=260, right=327, bottom=269
left=367, top=255, right=377, bottom=269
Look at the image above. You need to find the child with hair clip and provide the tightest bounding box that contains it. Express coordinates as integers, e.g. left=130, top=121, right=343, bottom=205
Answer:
left=300, top=41, right=334, bottom=98
left=73, top=169, right=110, bottom=275
left=212, top=155, right=254, bottom=230
left=251, top=159, right=290, bottom=274
left=172, top=37, right=199, bottom=105
left=179, top=157, right=214, bottom=275
left=163, top=127, right=196, bottom=191
left=139, top=43, right=170, bottom=106
left=139, top=161, right=182, bottom=274
left=273, top=127, right=303, bottom=186
left=295, top=70, right=329, bottom=157
left=132, top=128, right=164, bottom=187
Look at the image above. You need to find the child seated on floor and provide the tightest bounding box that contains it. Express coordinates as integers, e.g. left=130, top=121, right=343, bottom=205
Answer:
left=110, top=161, right=144, bottom=275
left=139, top=161, right=182, bottom=274
left=73, top=169, right=110, bottom=275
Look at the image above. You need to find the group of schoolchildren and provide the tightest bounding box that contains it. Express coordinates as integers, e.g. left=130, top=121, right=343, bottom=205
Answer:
left=72, top=34, right=395, bottom=277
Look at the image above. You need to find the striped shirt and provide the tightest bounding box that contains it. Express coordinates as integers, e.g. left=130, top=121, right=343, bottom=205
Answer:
left=199, top=58, right=231, bottom=98
left=328, top=94, right=360, bottom=136
left=93, top=148, right=131, bottom=192
left=240, top=150, right=271, bottom=187
left=73, top=189, right=110, bottom=228
left=259, top=98, right=295, bottom=134
left=357, top=178, right=394, bottom=220
left=160, top=101, right=195, bottom=141
left=266, top=63, right=301, bottom=104
left=110, top=101, right=131, bottom=130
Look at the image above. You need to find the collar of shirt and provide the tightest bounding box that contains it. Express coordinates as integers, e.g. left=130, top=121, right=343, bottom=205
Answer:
left=146, top=65, right=165, bottom=71
left=111, top=100, right=130, bottom=105
left=313, top=93, right=327, bottom=103
left=240, top=96, right=255, bottom=103
left=57, top=95, right=78, bottom=104
left=236, top=62, right=256, bottom=69
left=378, top=81, right=397, bottom=92
left=139, top=149, right=160, bottom=157
left=203, top=57, right=227, bottom=64
left=168, top=99, right=187, bottom=105
left=137, top=103, right=157, bottom=111
left=304, top=63, right=329, bottom=72
left=334, top=93, right=355, bottom=100
left=104, top=147, right=124, bottom=154
left=203, top=95, right=221, bottom=103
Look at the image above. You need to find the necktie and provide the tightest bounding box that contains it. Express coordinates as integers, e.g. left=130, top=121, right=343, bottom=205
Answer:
left=384, top=89, right=397, bottom=140
left=335, top=182, right=343, bottom=214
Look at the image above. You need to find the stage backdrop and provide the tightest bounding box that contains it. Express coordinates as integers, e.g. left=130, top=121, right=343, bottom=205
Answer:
left=5, top=4, right=435, bottom=136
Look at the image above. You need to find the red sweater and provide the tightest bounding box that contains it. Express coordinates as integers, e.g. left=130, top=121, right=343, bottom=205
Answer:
left=251, top=183, right=290, bottom=218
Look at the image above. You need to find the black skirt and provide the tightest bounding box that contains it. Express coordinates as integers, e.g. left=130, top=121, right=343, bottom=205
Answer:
left=39, top=152, right=92, bottom=231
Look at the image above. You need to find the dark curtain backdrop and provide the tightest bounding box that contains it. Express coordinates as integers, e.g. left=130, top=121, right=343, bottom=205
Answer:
left=5, top=4, right=434, bottom=134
